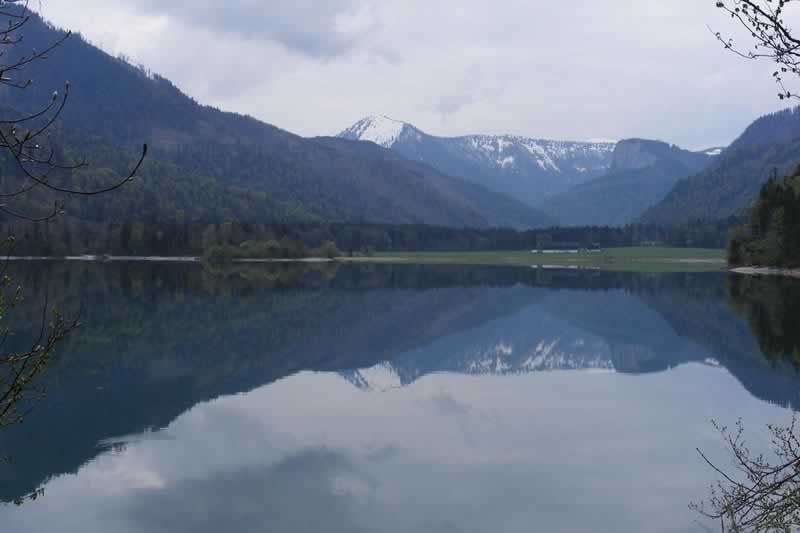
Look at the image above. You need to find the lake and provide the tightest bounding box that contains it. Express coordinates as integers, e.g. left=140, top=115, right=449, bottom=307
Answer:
left=0, top=262, right=798, bottom=532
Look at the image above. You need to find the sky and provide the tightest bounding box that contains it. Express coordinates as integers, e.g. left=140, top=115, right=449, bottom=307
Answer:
left=35, top=1, right=798, bottom=150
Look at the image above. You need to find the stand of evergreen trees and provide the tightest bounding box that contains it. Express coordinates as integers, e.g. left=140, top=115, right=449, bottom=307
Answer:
left=0, top=219, right=734, bottom=258
left=727, top=169, right=800, bottom=267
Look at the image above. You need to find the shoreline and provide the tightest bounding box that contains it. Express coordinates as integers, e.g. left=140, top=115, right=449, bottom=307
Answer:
left=1, top=255, right=201, bottom=262
left=730, top=266, right=800, bottom=278
left=0, top=248, right=729, bottom=273
left=0, top=255, right=334, bottom=264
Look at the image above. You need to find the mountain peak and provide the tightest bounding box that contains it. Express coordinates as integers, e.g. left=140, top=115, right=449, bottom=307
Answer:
left=338, top=115, right=411, bottom=148
left=337, top=115, right=618, bottom=203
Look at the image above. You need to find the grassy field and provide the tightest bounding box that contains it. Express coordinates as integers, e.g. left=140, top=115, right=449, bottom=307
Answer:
left=345, top=247, right=727, bottom=272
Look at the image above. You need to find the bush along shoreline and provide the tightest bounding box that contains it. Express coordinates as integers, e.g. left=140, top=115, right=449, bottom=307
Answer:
left=203, top=237, right=341, bottom=263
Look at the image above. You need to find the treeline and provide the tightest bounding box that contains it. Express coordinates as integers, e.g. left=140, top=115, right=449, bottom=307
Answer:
left=0, top=218, right=734, bottom=258
left=728, top=170, right=800, bottom=267
left=204, top=239, right=340, bottom=261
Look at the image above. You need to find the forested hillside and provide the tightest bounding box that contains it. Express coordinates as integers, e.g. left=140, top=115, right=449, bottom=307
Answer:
left=727, top=170, right=800, bottom=267
left=0, top=10, right=552, bottom=229
left=642, top=108, right=800, bottom=225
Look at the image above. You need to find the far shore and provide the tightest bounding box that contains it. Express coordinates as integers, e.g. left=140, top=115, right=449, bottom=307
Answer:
left=0, top=255, right=334, bottom=264
left=0, top=247, right=739, bottom=274
left=2, top=255, right=201, bottom=263
left=731, top=266, right=800, bottom=278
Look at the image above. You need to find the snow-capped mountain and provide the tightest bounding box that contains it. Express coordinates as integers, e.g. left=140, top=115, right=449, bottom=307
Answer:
left=338, top=115, right=617, bottom=205
left=339, top=115, right=412, bottom=148
left=341, top=362, right=404, bottom=392
left=339, top=336, right=616, bottom=392
left=337, top=285, right=713, bottom=392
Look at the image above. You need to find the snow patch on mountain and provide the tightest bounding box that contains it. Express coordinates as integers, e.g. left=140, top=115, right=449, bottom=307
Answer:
left=466, top=341, right=515, bottom=373
left=499, top=156, right=515, bottom=168
left=456, top=134, right=614, bottom=174
left=338, top=335, right=621, bottom=392
left=458, top=337, right=614, bottom=376
left=521, top=339, right=560, bottom=370
left=338, top=115, right=407, bottom=148
left=518, top=338, right=614, bottom=372
left=338, top=116, right=617, bottom=180
left=340, top=362, right=403, bottom=392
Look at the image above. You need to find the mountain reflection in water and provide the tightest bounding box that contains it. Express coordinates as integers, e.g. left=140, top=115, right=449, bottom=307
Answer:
left=0, top=262, right=797, bottom=533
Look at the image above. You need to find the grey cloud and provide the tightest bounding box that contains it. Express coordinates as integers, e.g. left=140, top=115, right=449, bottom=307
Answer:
left=38, top=0, right=793, bottom=149
left=105, top=442, right=645, bottom=533
left=429, top=389, right=471, bottom=416
left=113, top=448, right=371, bottom=533
left=435, top=91, right=476, bottom=117
left=433, top=65, right=504, bottom=121
left=133, top=0, right=376, bottom=58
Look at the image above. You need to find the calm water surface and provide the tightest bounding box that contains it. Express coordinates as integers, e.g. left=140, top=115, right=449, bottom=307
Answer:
left=0, top=262, right=798, bottom=532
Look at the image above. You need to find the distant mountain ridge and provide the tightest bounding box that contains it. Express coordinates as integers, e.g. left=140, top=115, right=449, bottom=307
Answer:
left=338, top=115, right=616, bottom=205
left=541, top=139, right=717, bottom=226
left=642, top=107, right=800, bottom=225
left=609, top=138, right=713, bottom=172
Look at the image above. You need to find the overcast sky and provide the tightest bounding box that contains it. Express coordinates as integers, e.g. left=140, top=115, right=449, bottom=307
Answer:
left=36, top=1, right=796, bottom=149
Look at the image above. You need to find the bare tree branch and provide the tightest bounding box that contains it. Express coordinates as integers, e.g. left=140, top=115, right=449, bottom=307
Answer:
left=0, top=1, right=147, bottom=506
left=714, top=0, right=800, bottom=100
left=693, top=417, right=800, bottom=532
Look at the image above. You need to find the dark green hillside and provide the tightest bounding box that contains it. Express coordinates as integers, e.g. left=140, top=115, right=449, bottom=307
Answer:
left=642, top=108, right=800, bottom=225
left=0, top=13, right=266, bottom=147
left=0, top=10, right=551, bottom=229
